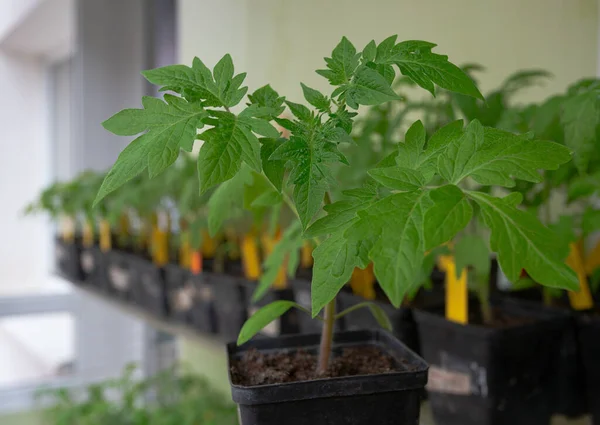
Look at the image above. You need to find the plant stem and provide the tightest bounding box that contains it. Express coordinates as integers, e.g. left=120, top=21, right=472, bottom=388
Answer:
left=316, top=192, right=335, bottom=375
left=317, top=300, right=336, bottom=375
left=541, top=177, right=552, bottom=226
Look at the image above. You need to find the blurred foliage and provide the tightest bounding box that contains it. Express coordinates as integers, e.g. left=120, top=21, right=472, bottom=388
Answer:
left=36, top=364, right=237, bottom=425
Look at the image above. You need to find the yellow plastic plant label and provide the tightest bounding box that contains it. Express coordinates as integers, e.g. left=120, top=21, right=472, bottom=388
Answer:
left=241, top=233, right=261, bottom=280
left=441, top=255, right=468, bottom=325
left=584, top=240, right=600, bottom=276
left=119, top=213, right=130, bottom=237
left=567, top=242, right=594, bottom=311
left=179, top=237, right=191, bottom=268
left=262, top=231, right=287, bottom=289
left=350, top=264, right=376, bottom=300
left=62, top=216, right=75, bottom=243
left=301, top=241, right=314, bottom=268
left=82, top=222, right=94, bottom=247
left=152, top=227, right=169, bottom=266
left=99, top=219, right=112, bottom=252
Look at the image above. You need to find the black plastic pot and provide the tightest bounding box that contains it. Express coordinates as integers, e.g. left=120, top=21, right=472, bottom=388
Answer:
left=228, top=329, right=428, bottom=425
left=188, top=272, right=219, bottom=335
left=212, top=273, right=248, bottom=342
left=291, top=279, right=345, bottom=334
left=241, top=281, right=300, bottom=338
left=414, top=299, right=568, bottom=425
left=130, top=256, right=168, bottom=318
left=105, top=250, right=136, bottom=301
left=79, top=245, right=108, bottom=291
left=55, top=237, right=84, bottom=281
left=577, top=313, right=600, bottom=425
left=165, top=264, right=192, bottom=324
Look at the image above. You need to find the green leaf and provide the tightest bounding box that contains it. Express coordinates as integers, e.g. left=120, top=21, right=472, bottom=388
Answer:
left=567, top=172, right=600, bottom=202
left=259, top=138, right=286, bottom=192
left=248, top=85, right=286, bottom=118
left=97, top=95, right=207, bottom=204
left=142, top=55, right=248, bottom=108
left=206, top=167, right=251, bottom=236
left=396, top=120, right=427, bottom=169
left=243, top=172, right=274, bottom=210
left=251, top=190, right=282, bottom=208
left=94, top=135, right=153, bottom=206
left=345, top=65, right=400, bottom=108
left=197, top=110, right=264, bottom=192
left=382, top=120, right=463, bottom=181
left=424, top=185, right=472, bottom=250
left=418, top=120, right=464, bottom=179
left=304, top=193, right=377, bottom=238
left=454, top=235, right=490, bottom=278
left=285, top=101, right=312, bottom=122
left=375, top=37, right=483, bottom=99
left=337, top=302, right=392, bottom=331
left=549, top=215, right=577, bottom=250
left=237, top=301, right=297, bottom=345
left=345, top=191, right=430, bottom=306
left=368, top=167, right=426, bottom=191
left=270, top=126, right=342, bottom=228
left=312, top=230, right=373, bottom=316
left=253, top=222, right=303, bottom=302
left=582, top=207, right=600, bottom=237
left=438, top=120, right=572, bottom=187
left=316, top=36, right=360, bottom=86
left=366, top=303, right=393, bottom=331
left=468, top=191, right=578, bottom=290
left=362, top=40, right=377, bottom=62
left=562, top=90, right=600, bottom=173
left=301, top=83, right=331, bottom=112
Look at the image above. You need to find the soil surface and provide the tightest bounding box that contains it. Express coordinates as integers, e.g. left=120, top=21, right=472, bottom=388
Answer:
left=468, top=307, right=537, bottom=328
left=231, top=346, right=407, bottom=386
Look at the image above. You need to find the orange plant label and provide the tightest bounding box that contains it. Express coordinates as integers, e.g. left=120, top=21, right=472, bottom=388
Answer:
left=190, top=251, right=203, bottom=275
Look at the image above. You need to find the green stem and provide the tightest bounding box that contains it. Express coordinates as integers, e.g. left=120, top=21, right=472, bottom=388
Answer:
left=317, top=300, right=336, bottom=375
left=334, top=301, right=372, bottom=320
left=541, top=177, right=552, bottom=226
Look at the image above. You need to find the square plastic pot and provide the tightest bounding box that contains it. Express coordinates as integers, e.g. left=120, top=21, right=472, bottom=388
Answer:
left=228, top=329, right=428, bottom=425
left=79, top=245, right=108, bottom=292
left=241, top=281, right=300, bottom=338
left=164, top=263, right=192, bottom=324
left=414, top=299, right=569, bottom=425
left=212, top=273, right=248, bottom=342
left=105, top=250, right=136, bottom=301
left=55, top=237, right=84, bottom=282
left=577, top=313, right=600, bottom=425
left=129, top=256, right=168, bottom=318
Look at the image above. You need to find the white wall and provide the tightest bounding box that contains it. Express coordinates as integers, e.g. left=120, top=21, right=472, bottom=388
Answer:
left=179, top=0, right=598, bottom=103
left=0, top=52, right=52, bottom=293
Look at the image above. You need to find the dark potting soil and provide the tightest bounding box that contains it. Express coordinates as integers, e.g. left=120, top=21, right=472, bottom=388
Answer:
left=231, top=346, right=410, bottom=387
left=467, top=307, right=537, bottom=328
